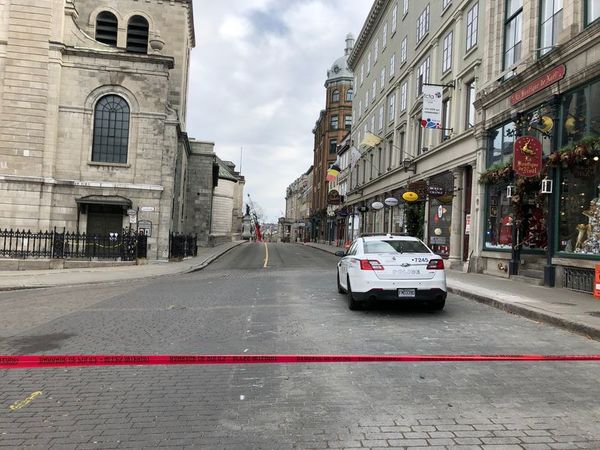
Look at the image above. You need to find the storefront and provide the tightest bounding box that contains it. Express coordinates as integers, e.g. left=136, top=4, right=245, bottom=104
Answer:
left=480, top=74, right=600, bottom=293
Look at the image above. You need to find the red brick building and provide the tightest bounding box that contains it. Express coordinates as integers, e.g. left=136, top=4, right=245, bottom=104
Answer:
left=311, top=34, right=354, bottom=241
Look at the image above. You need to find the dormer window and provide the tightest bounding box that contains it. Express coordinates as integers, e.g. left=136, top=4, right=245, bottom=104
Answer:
left=96, top=11, right=118, bottom=46
left=127, top=15, right=149, bottom=54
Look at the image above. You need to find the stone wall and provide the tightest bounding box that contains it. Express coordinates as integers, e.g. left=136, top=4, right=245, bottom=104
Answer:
left=185, top=140, right=216, bottom=246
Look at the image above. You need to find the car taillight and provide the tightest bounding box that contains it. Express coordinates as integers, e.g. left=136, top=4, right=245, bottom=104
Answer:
left=360, top=259, right=384, bottom=271
left=427, top=259, right=444, bottom=270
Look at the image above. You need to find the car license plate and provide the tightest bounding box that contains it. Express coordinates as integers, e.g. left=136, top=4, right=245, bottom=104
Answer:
left=398, top=289, right=416, bottom=298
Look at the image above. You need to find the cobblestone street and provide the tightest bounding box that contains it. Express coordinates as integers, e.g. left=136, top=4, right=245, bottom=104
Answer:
left=1, top=243, right=600, bottom=449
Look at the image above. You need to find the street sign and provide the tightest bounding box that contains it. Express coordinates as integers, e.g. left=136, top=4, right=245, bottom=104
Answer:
left=140, top=206, right=155, bottom=212
left=127, top=209, right=137, bottom=216
left=129, top=215, right=137, bottom=224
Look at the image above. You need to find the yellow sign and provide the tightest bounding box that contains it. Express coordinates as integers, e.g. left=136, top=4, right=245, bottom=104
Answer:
left=402, top=191, right=419, bottom=202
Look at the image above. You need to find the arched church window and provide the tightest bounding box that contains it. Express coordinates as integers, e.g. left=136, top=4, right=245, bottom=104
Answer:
left=92, top=95, right=130, bottom=164
left=127, top=15, right=149, bottom=53
left=95, top=11, right=118, bottom=46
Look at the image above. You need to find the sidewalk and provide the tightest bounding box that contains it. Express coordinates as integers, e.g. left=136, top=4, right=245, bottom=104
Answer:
left=0, top=240, right=246, bottom=291
left=304, top=242, right=600, bottom=341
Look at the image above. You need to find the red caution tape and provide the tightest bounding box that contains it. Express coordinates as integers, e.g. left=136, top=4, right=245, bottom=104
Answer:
left=1, top=354, right=600, bottom=369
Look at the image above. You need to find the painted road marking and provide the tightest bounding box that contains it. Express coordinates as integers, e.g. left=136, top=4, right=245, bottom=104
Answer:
left=9, top=391, right=42, bottom=411
left=263, top=242, right=269, bottom=268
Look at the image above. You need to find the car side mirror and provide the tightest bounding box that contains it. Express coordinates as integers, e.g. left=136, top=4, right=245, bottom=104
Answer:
left=335, top=251, right=346, bottom=257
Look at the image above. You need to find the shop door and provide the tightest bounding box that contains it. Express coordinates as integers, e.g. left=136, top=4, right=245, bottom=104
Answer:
left=463, top=166, right=473, bottom=261
left=86, top=204, right=125, bottom=237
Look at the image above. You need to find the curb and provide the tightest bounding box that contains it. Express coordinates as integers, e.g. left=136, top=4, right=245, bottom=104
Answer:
left=184, top=240, right=247, bottom=274
left=302, top=243, right=339, bottom=255
left=447, top=286, right=600, bottom=342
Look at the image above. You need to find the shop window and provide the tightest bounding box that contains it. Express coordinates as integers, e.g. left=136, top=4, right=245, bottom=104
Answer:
left=484, top=182, right=513, bottom=249
left=487, top=121, right=516, bottom=167
left=559, top=165, right=600, bottom=255
left=561, top=79, right=600, bottom=146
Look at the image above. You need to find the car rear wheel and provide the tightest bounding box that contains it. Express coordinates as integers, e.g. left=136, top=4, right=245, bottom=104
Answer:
left=346, top=276, right=361, bottom=311
left=337, top=269, right=345, bottom=294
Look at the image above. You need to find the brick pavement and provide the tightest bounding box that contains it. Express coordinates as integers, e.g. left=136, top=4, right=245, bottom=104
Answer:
left=1, top=243, right=599, bottom=449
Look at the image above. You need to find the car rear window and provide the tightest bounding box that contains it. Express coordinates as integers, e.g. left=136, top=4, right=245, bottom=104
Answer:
left=364, top=240, right=430, bottom=254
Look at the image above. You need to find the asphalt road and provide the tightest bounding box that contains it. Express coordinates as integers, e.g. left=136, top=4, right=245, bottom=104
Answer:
left=1, top=242, right=599, bottom=449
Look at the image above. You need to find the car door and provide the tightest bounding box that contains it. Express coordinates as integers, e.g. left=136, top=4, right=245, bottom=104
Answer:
left=339, top=241, right=357, bottom=287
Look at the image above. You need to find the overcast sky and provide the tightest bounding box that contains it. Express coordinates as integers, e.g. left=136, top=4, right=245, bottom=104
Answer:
left=187, top=0, right=373, bottom=222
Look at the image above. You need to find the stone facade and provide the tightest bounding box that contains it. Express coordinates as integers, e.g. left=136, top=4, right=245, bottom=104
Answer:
left=347, top=0, right=482, bottom=268
left=284, top=167, right=312, bottom=242
left=473, top=0, right=600, bottom=289
left=0, top=0, right=194, bottom=260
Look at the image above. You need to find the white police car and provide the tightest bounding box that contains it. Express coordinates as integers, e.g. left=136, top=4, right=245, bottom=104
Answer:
left=336, top=234, right=447, bottom=311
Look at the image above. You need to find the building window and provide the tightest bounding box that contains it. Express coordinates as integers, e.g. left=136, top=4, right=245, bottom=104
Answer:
left=503, top=0, right=523, bottom=70
left=126, top=15, right=149, bottom=54
left=95, top=11, right=118, bottom=46
left=383, top=22, right=388, bottom=47
left=390, top=53, right=396, bottom=77
left=365, top=91, right=369, bottom=109
left=403, top=0, right=409, bottom=16
left=346, top=89, right=353, bottom=101
left=367, top=52, right=372, bottom=73
left=380, top=67, right=386, bottom=90
left=540, top=0, right=563, bottom=55
left=388, top=93, right=396, bottom=123
left=417, top=4, right=430, bottom=43
left=417, top=56, right=430, bottom=95
left=484, top=182, right=513, bottom=250
left=329, top=139, right=338, bottom=155
left=586, top=0, right=600, bottom=25
left=345, top=115, right=352, bottom=130
left=370, top=153, right=374, bottom=179
left=374, top=39, right=379, bottom=61
left=465, top=80, right=476, bottom=129
left=378, top=105, right=384, bottom=131
left=360, top=64, right=364, bottom=84
left=378, top=147, right=383, bottom=175
left=331, top=115, right=339, bottom=130
left=332, top=89, right=340, bottom=103
left=442, top=30, right=453, bottom=73
left=400, top=36, right=407, bottom=63
left=370, top=115, right=375, bottom=133
left=443, top=0, right=452, bottom=9
left=92, top=95, right=130, bottom=164
left=466, top=3, right=479, bottom=52
left=442, top=98, right=451, bottom=140
left=372, top=80, right=377, bottom=103
left=359, top=100, right=363, bottom=117
left=400, top=81, right=408, bottom=111
left=392, top=3, right=398, bottom=33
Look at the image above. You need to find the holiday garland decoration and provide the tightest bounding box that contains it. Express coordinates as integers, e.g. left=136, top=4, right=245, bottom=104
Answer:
left=479, top=135, right=600, bottom=185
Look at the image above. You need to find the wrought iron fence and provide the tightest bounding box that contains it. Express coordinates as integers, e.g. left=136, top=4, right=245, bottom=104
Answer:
left=169, top=232, right=198, bottom=259
left=563, top=267, right=593, bottom=294
left=0, top=228, right=147, bottom=261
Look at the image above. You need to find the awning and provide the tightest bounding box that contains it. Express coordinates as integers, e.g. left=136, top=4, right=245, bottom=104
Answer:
left=76, top=195, right=132, bottom=208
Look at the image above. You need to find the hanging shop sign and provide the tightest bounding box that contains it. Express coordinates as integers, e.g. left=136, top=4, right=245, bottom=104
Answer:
left=427, top=184, right=445, bottom=197
left=402, top=191, right=419, bottom=202
left=138, top=220, right=152, bottom=237
left=371, top=201, right=384, bottom=210
left=327, top=189, right=341, bottom=205
left=420, top=85, right=443, bottom=129
left=510, top=64, right=566, bottom=105
left=384, top=197, right=399, bottom=207
left=513, top=136, right=543, bottom=177
left=357, top=205, right=369, bottom=213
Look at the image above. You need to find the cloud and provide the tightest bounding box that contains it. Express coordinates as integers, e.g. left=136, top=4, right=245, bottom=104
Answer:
left=188, top=0, right=372, bottom=221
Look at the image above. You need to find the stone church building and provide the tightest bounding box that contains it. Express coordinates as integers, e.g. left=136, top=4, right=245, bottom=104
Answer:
left=0, top=0, right=195, bottom=259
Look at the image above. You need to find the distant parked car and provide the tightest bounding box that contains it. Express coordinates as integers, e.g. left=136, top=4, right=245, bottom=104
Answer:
left=335, top=234, right=447, bottom=311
